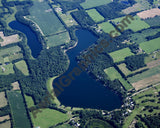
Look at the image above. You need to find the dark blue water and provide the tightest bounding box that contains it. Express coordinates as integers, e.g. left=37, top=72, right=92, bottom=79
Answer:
left=9, top=21, right=42, bottom=58
left=53, top=29, right=122, bottom=110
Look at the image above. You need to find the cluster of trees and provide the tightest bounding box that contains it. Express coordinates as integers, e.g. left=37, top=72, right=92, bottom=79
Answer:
left=96, top=1, right=129, bottom=20
left=124, top=54, right=147, bottom=71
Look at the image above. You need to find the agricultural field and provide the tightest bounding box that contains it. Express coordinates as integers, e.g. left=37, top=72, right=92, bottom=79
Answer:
left=15, top=60, right=29, bottom=76
left=0, top=92, right=8, bottom=108
left=112, top=15, right=150, bottom=32
left=86, top=9, right=104, bottom=23
left=7, top=91, right=31, bottom=128
left=0, top=63, right=14, bottom=75
left=98, top=22, right=120, bottom=36
left=27, top=0, right=65, bottom=36
left=0, top=32, right=20, bottom=47
left=144, top=16, right=160, bottom=27
left=139, top=37, right=160, bottom=53
left=80, top=0, right=112, bottom=9
left=31, top=108, right=69, bottom=128
left=104, top=67, right=133, bottom=90
left=118, top=63, right=148, bottom=76
left=0, top=115, right=10, bottom=122
left=128, top=28, right=160, bottom=44
left=11, top=81, right=20, bottom=91
left=0, top=121, right=11, bottom=128
left=85, top=119, right=113, bottom=128
left=109, top=48, right=134, bottom=63
left=145, top=50, right=160, bottom=63
left=123, top=84, right=160, bottom=128
left=46, top=32, right=70, bottom=48
left=0, top=46, right=21, bottom=57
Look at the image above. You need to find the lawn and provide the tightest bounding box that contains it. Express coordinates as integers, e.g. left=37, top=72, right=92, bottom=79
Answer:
left=31, top=108, right=69, bottom=128
left=109, top=48, right=134, bottom=63
left=46, top=32, right=70, bottom=48
left=98, top=21, right=120, bottom=36
left=139, top=37, right=160, bottom=53
left=80, top=0, right=112, bottom=9
left=104, top=67, right=133, bottom=90
left=0, top=63, right=14, bottom=75
left=15, top=60, right=29, bottom=76
left=7, top=91, right=31, bottom=128
left=128, top=65, right=160, bottom=83
left=86, top=9, right=104, bottom=22
left=27, top=0, right=65, bottom=36
left=112, top=15, right=150, bottom=32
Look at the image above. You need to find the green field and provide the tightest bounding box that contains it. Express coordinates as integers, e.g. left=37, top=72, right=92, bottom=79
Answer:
left=15, top=60, right=29, bottom=76
left=7, top=91, right=31, bottom=128
left=139, top=37, right=160, bottom=53
left=31, top=108, right=69, bottom=128
left=24, top=94, right=34, bottom=108
left=98, top=21, right=120, bottom=36
left=128, top=65, right=160, bottom=83
left=80, top=0, right=112, bottom=9
left=113, top=16, right=150, bottom=32
left=54, top=124, right=73, bottom=128
left=27, top=1, right=65, bottom=36
left=104, top=67, right=133, bottom=90
left=109, top=48, right=134, bottom=63
left=0, top=46, right=21, bottom=57
left=86, top=9, right=104, bottom=22
left=123, top=84, right=160, bottom=128
left=46, top=32, right=70, bottom=48
left=0, top=63, right=14, bottom=75
left=145, top=50, right=160, bottom=63
left=85, top=119, right=113, bottom=128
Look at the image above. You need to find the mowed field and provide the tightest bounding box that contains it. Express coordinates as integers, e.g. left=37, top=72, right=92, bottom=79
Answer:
left=0, top=92, right=8, bottom=107
left=123, top=84, right=160, bottom=128
left=104, top=67, right=133, bottom=90
left=31, top=108, right=69, bottom=128
left=7, top=91, right=31, bottom=128
left=46, top=32, right=70, bottom=48
left=112, top=15, right=150, bottom=32
left=15, top=60, right=29, bottom=76
left=139, top=37, right=160, bottom=53
left=109, top=48, right=134, bottom=63
left=0, top=121, right=11, bottom=128
left=86, top=9, right=104, bottom=22
left=80, top=0, right=112, bottom=9
left=27, top=1, right=65, bottom=36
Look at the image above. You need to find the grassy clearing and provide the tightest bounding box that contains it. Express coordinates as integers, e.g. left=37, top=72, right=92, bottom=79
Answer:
left=15, top=60, right=29, bottom=76
left=0, top=92, right=7, bottom=108
left=7, top=91, right=31, bottom=128
left=128, top=65, right=160, bottom=83
left=113, top=15, right=150, bottom=32
left=104, top=67, right=133, bottom=90
left=31, top=108, right=69, bottom=128
left=0, top=121, right=11, bottom=128
left=139, top=37, right=160, bottom=54
left=86, top=9, right=104, bottom=22
left=80, top=0, right=112, bottom=9
left=0, top=63, right=14, bottom=75
left=98, top=22, right=120, bottom=36
left=0, top=46, right=21, bottom=57
left=54, top=124, right=73, bottom=128
left=109, top=48, right=134, bottom=63
left=24, top=95, right=34, bottom=108
left=27, top=1, right=65, bottom=36
left=46, top=32, right=70, bottom=48
left=123, top=84, right=160, bottom=128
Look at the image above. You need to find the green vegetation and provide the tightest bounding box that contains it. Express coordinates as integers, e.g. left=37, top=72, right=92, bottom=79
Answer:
left=123, top=84, right=160, bottom=128
left=85, top=119, right=113, bottom=128
left=0, top=46, right=21, bottom=57
left=128, top=65, right=160, bottom=83
left=27, top=1, right=65, bottom=36
left=0, top=92, right=7, bottom=107
left=86, top=9, right=104, bottom=22
left=54, top=124, right=73, bottom=128
left=0, top=63, right=14, bottom=75
left=15, top=60, right=29, bottom=76
left=139, top=37, right=160, bottom=53
left=113, top=16, right=150, bottom=32
left=7, top=91, right=31, bottom=128
left=145, top=50, right=160, bottom=63
left=98, top=21, right=120, bottom=35
left=109, top=48, right=134, bottom=63
left=24, top=95, right=34, bottom=108
left=46, top=32, right=70, bottom=48
left=104, top=67, right=133, bottom=90
left=80, top=0, right=112, bottom=9
left=31, top=108, right=69, bottom=128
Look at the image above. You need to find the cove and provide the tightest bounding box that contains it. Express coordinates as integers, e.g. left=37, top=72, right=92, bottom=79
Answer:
left=53, top=29, right=122, bottom=111
left=9, top=21, right=42, bottom=58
